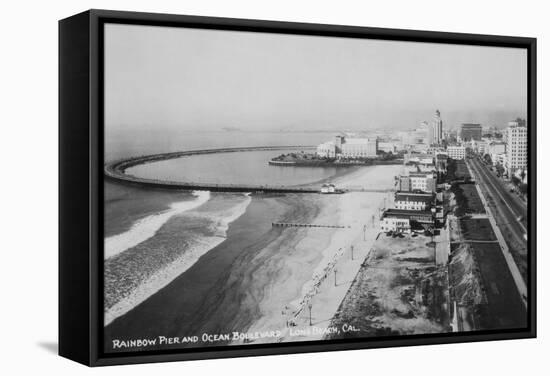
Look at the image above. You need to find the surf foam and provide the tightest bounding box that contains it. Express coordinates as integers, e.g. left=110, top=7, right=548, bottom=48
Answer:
left=104, top=193, right=251, bottom=326
left=104, top=191, right=211, bottom=260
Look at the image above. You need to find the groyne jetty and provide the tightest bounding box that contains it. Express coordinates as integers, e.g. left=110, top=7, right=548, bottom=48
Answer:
left=104, top=146, right=319, bottom=193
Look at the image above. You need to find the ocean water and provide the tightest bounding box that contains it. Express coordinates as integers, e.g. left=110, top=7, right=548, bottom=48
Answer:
left=103, top=131, right=341, bottom=327
left=104, top=192, right=251, bottom=325
left=126, top=149, right=339, bottom=186
left=105, top=191, right=211, bottom=259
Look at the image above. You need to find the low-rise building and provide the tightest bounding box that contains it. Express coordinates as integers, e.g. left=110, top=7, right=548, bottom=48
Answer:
left=380, top=209, right=434, bottom=233
left=486, top=141, right=506, bottom=165
left=410, top=173, right=436, bottom=192
left=397, top=172, right=436, bottom=193
left=405, top=152, right=434, bottom=165
left=427, top=146, right=447, bottom=156
left=474, top=139, right=490, bottom=155
left=513, top=168, right=528, bottom=184
left=316, top=141, right=336, bottom=158
left=435, top=154, right=448, bottom=174
left=447, top=145, right=466, bottom=160
left=487, top=141, right=506, bottom=155
left=418, top=164, right=436, bottom=173
left=378, top=141, right=398, bottom=154
left=394, top=192, right=434, bottom=211
left=398, top=175, right=410, bottom=191
left=340, top=138, right=378, bottom=158
left=316, top=135, right=378, bottom=159
left=459, top=123, right=482, bottom=142
left=494, top=153, right=507, bottom=167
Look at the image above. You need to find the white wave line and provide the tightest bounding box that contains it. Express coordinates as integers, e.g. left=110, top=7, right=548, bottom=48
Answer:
left=104, top=191, right=211, bottom=260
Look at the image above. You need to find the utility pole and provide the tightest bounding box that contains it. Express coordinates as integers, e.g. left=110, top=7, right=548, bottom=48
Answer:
left=334, top=268, right=337, bottom=287
left=351, top=245, right=354, bottom=260
left=308, top=302, right=313, bottom=326
left=363, top=224, right=367, bottom=240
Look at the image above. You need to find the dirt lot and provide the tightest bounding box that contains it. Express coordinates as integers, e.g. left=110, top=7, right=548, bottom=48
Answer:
left=326, top=235, right=451, bottom=339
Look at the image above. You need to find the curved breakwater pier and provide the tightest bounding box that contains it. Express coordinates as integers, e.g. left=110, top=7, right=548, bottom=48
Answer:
left=104, top=146, right=397, bottom=194
left=104, top=146, right=321, bottom=193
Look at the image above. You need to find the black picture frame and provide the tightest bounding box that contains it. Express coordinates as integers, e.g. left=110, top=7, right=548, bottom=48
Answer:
left=59, top=9, right=537, bottom=367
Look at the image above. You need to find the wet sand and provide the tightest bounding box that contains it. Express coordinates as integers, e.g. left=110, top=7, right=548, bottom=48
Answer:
left=104, top=193, right=323, bottom=350
left=239, top=164, right=402, bottom=344
left=104, top=164, right=403, bottom=352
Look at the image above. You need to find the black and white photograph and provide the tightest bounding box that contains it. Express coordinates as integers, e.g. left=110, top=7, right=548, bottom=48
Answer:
left=102, top=22, right=530, bottom=354
left=3, top=0, right=549, bottom=373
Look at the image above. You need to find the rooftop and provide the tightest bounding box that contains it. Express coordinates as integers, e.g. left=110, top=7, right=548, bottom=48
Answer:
left=408, top=172, right=435, bottom=178
left=395, top=192, right=434, bottom=204
left=344, top=138, right=375, bottom=144
left=382, top=209, right=434, bottom=220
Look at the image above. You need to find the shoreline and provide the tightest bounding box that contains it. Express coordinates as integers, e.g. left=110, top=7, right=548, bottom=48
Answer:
left=231, top=164, right=402, bottom=345
left=103, top=164, right=402, bottom=352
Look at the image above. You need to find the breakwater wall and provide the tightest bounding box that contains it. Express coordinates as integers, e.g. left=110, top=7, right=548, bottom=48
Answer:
left=104, top=146, right=320, bottom=193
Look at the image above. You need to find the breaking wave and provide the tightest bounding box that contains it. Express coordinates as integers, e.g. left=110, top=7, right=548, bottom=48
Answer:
left=104, top=193, right=251, bottom=326
left=104, top=191, right=211, bottom=260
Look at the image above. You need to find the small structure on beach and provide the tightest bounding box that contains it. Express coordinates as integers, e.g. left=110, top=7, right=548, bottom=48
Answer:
left=321, top=183, right=336, bottom=194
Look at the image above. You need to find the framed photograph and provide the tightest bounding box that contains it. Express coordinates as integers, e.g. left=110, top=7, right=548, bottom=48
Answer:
left=59, top=9, right=536, bottom=366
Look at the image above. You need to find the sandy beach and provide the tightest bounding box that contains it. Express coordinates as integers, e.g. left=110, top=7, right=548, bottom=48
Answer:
left=234, top=164, right=403, bottom=344
left=104, top=164, right=403, bottom=352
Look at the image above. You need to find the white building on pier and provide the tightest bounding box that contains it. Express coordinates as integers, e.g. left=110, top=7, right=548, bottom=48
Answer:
left=316, top=134, right=378, bottom=159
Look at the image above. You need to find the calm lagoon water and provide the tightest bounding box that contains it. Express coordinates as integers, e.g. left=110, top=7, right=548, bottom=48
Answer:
left=125, top=149, right=340, bottom=186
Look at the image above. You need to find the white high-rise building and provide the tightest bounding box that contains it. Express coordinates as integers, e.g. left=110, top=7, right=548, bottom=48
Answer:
left=505, top=121, right=528, bottom=174
left=432, top=110, right=443, bottom=144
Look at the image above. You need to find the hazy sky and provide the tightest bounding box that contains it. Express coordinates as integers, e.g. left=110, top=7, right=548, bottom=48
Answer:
left=105, top=23, right=527, bottom=133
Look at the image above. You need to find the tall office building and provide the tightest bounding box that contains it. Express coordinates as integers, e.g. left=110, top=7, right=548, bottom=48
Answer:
left=459, top=123, right=482, bottom=142
left=432, top=110, right=443, bottom=144
left=505, top=120, right=527, bottom=174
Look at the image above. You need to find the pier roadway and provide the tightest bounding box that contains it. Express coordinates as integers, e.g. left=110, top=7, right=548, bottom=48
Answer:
left=104, top=146, right=396, bottom=194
